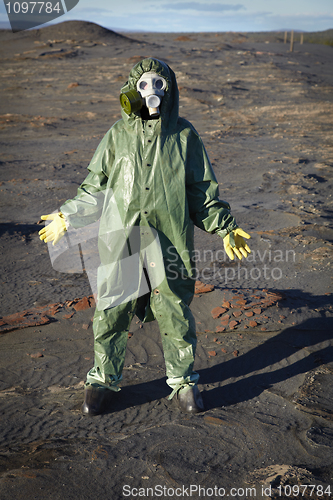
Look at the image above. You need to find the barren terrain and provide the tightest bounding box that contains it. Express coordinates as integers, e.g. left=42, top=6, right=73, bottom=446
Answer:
left=0, top=22, right=332, bottom=499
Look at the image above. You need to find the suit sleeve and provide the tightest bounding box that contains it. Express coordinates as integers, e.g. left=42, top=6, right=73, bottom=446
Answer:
left=185, top=130, right=238, bottom=239
left=60, top=130, right=114, bottom=228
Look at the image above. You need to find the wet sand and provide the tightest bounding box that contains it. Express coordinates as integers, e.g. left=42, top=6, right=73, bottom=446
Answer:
left=0, top=21, right=332, bottom=499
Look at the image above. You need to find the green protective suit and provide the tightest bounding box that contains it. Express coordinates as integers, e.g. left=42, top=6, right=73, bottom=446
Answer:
left=60, top=58, right=238, bottom=397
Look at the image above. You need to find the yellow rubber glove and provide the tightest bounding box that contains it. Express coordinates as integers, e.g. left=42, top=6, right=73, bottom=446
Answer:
left=223, top=227, right=251, bottom=260
left=39, top=212, right=67, bottom=246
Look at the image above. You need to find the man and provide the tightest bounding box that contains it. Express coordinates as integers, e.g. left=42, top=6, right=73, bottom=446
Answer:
left=39, top=58, right=251, bottom=416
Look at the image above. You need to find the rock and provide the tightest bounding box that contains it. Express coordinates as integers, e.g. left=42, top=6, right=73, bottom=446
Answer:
left=73, top=296, right=90, bottom=311
left=30, top=352, right=43, bottom=358
left=248, top=320, right=258, bottom=327
left=245, top=311, right=254, bottom=317
left=216, top=326, right=226, bottom=333
left=1, top=309, right=51, bottom=334
left=194, top=281, right=214, bottom=294
left=233, top=350, right=239, bottom=357
left=88, top=295, right=96, bottom=308
left=211, top=306, right=227, bottom=319
left=232, top=311, right=242, bottom=318
left=67, top=82, right=80, bottom=89
left=208, top=350, right=217, bottom=356
left=229, top=320, right=238, bottom=328
left=253, top=308, right=261, bottom=314
left=48, top=304, right=61, bottom=316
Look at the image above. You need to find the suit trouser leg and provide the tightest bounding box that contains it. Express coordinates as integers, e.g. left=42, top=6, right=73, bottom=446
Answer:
left=86, top=276, right=198, bottom=397
left=86, top=300, right=136, bottom=390
left=150, top=279, right=199, bottom=398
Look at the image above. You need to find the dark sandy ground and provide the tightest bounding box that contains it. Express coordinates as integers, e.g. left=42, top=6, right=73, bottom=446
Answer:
left=0, top=21, right=333, bottom=499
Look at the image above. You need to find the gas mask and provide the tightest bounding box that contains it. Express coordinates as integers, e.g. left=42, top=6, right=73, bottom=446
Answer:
left=120, top=72, right=167, bottom=117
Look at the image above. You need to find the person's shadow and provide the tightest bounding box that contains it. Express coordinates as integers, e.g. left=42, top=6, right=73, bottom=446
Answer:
left=0, top=222, right=40, bottom=239
left=105, top=290, right=333, bottom=413
left=199, top=315, right=333, bottom=409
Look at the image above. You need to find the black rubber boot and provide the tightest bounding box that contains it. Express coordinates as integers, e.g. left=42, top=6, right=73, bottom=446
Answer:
left=176, top=386, right=205, bottom=414
left=81, top=386, right=110, bottom=416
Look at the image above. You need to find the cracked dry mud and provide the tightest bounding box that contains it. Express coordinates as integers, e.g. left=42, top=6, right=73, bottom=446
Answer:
left=0, top=22, right=332, bottom=499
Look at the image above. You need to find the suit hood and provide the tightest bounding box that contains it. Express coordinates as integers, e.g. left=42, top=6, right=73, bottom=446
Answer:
left=120, top=58, right=179, bottom=133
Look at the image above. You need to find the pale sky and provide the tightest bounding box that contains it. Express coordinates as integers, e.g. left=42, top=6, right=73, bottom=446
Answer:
left=1, top=0, right=333, bottom=32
